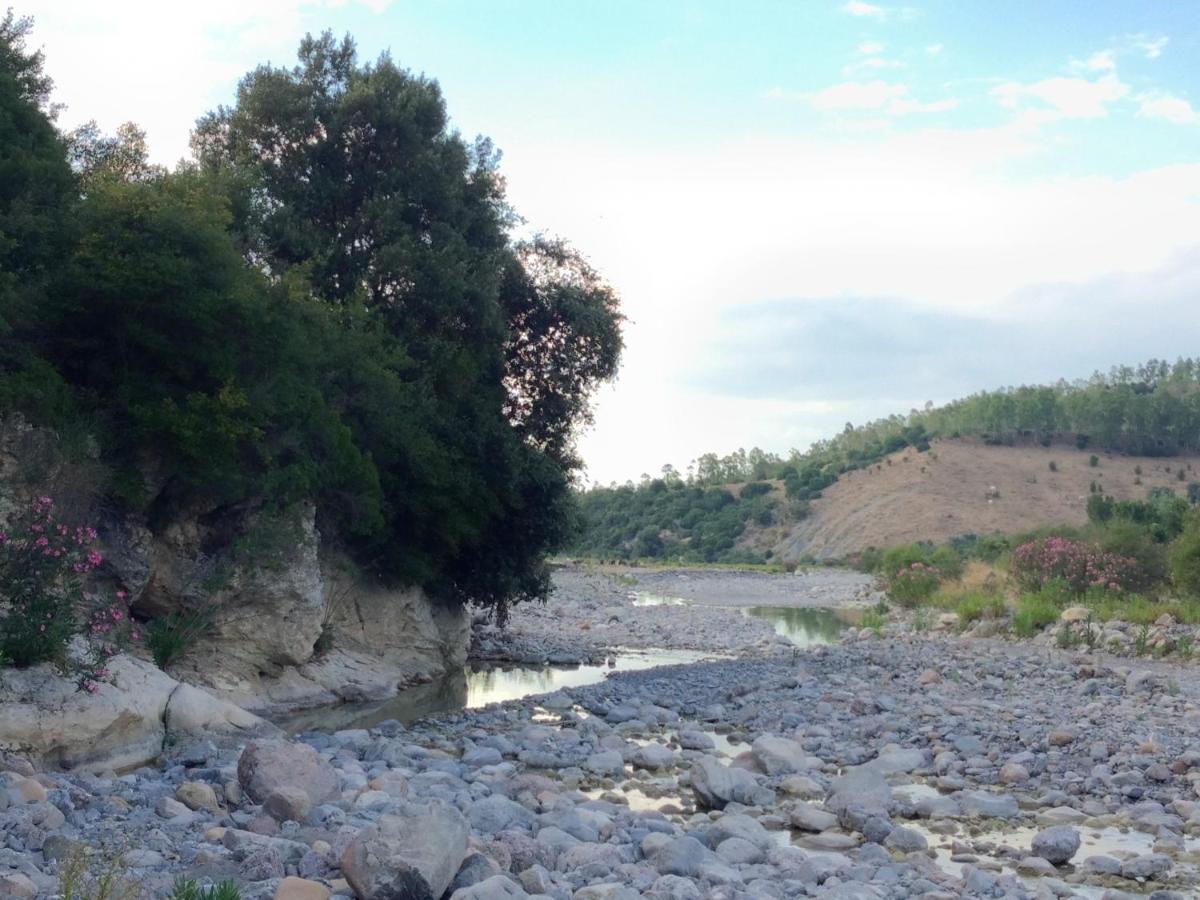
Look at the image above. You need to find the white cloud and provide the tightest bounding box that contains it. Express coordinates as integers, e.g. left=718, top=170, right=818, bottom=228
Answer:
left=925, top=43, right=943, bottom=55
left=1076, top=49, right=1116, bottom=72
left=992, top=74, right=1129, bottom=121
left=811, top=80, right=906, bottom=110
left=841, top=1, right=886, bottom=19
left=808, top=80, right=956, bottom=116
left=857, top=41, right=885, bottom=55
left=498, top=127, right=1200, bottom=479
left=842, top=56, right=904, bottom=76
left=890, top=95, right=958, bottom=114
left=23, top=0, right=392, bottom=164
left=1138, top=93, right=1198, bottom=125
left=1136, top=35, right=1169, bottom=59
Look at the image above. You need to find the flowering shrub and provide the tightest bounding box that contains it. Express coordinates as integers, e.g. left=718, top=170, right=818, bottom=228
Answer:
left=887, top=562, right=942, bottom=608
left=0, top=497, right=136, bottom=692
left=1011, top=536, right=1141, bottom=595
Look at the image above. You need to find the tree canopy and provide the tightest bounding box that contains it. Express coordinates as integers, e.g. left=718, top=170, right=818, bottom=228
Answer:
left=0, top=23, right=622, bottom=614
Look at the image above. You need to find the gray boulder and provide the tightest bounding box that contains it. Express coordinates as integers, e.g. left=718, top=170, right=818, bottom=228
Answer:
left=467, top=795, right=537, bottom=835
left=634, top=743, right=678, bottom=770
left=449, top=874, right=528, bottom=900
left=237, top=740, right=339, bottom=817
left=341, top=801, right=470, bottom=900
left=1031, top=826, right=1081, bottom=865
left=826, top=767, right=891, bottom=816
left=883, top=825, right=928, bottom=852
left=1120, top=853, right=1171, bottom=880
left=707, top=813, right=774, bottom=851
left=642, top=835, right=711, bottom=877
left=958, top=790, right=1019, bottom=819
left=689, top=756, right=774, bottom=810
left=677, top=731, right=715, bottom=751
left=750, top=736, right=818, bottom=775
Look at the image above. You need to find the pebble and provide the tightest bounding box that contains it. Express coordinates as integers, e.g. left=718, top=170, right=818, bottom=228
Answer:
left=2, top=568, right=1198, bottom=900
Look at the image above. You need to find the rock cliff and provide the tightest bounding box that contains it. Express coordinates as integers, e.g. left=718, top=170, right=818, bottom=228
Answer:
left=0, top=415, right=470, bottom=767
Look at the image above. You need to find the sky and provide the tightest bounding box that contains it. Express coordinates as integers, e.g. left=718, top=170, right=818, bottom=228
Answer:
left=21, top=0, right=1200, bottom=485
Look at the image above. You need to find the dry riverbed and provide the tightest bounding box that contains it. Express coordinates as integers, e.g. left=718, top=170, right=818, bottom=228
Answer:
left=3, top=567, right=1200, bottom=899
left=470, top=565, right=881, bottom=665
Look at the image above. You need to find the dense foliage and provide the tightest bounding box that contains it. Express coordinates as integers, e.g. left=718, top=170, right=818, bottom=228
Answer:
left=886, top=561, right=942, bottom=608
left=571, top=478, right=788, bottom=564
left=1010, top=536, right=1142, bottom=595
left=0, top=19, right=622, bottom=613
left=574, top=359, right=1200, bottom=562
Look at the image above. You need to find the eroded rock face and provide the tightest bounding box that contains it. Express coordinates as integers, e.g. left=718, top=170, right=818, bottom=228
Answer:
left=73, top=498, right=469, bottom=725
left=1, top=420, right=471, bottom=740
left=117, top=505, right=470, bottom=717
left=0, top=653, right=270, bottom=772
left=131, top=502, right=326, bottom=682
left=340, top=802, right=470, bottom=900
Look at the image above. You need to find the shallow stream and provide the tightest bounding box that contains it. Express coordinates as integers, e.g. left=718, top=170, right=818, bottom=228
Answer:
left=281, top=598, right=855, bottom=733
left=278, top=648, right=716, bottom=734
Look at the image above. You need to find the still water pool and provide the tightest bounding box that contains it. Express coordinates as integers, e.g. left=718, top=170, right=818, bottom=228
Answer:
left=278, top=648, right=716, bottom=734
left=741, top=605, right=859, bottom=647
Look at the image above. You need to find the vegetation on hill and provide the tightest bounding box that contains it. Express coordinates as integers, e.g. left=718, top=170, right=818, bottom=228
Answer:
left=575, top=359, right=1200, bottom=562
left=0, top=15, right=622, bottom=614
left=570, top=477, right=797, bottom=564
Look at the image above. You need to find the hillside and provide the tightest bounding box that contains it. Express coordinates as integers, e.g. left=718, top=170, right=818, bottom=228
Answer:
left=573, top=358, right=1200, bottom=564
left=765, top=437, right=1200, bottom=561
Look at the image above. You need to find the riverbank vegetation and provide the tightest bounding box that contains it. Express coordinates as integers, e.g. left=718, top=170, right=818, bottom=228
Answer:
left=862, top=482, right=1200, bottom=656
left=0, top=15, right=622, bottom=617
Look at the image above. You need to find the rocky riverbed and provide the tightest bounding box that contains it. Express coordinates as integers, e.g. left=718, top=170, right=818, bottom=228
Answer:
left=2, top=568, right=1200, bottom=899
left=470, top=566, right=879, bottom=665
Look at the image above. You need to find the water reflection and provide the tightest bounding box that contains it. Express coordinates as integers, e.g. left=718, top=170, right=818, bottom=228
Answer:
left=741, top=606, right=857, bottom=647
left=631, top=593, right=690, bottom=607
left=278, top=648, right=715, bottom=734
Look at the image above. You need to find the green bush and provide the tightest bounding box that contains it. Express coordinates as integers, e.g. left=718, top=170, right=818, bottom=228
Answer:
left=861, top=608, right=886, bottom=632
left=853, top=546, right=883, bottom=573
left=880, top=543, right=931, bottom=578
left=955, top=591, right=1007, bottom=624
left=887, top=562, right=942, bottom=608
left=929, top=545, right=963, bottom=581
left=1012, top=587, right=1064, bottom=637
left=145, top=608, right=214, bottom=670
left=170, top=880, right=241, bottom=900
left=1169, top=516, right=1200, bottom=597
left=1090, top=519, right=1167, bottom=588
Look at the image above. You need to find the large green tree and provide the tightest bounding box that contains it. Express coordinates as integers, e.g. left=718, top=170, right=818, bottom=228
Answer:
left=0, top=11, right=76, bottom=417
left=192, top=32, right=622, bottom=606
left=0, top=22, right=622, bottom=615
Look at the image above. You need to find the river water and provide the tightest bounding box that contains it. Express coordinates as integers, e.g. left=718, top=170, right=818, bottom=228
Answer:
left=279, top=647, right=719, bottom=734
left=279, top=598, right=853, bottom=733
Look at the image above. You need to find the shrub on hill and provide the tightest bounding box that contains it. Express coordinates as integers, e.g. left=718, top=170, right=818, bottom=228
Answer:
left=1011, top=536, right=1142, bottom=595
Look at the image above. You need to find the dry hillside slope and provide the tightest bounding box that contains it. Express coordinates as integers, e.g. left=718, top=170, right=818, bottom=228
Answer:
left=769, top=438, right=1200, bottom=561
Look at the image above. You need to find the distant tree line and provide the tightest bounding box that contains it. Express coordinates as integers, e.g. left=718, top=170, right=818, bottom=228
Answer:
left=574, top=359, right=1200, bottom=562
left=0, top=16, right=623, bottom=614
